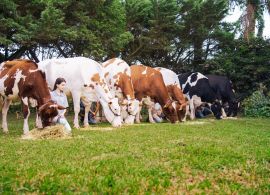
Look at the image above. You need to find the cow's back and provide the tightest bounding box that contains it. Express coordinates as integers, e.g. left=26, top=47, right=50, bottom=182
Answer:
left=131, top=65, right=165, bottom=99
left=0, top=59, right=48, bottom=100
left=102, top=58, right=133, bottom=99
left=39, top=57, right=102, bottom=92
left=179, top=72, right=216, bottom=103
left=206, top=74, right=235, bottom=102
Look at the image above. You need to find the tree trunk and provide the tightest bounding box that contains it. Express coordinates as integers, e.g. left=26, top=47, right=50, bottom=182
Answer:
left=243, top=1, right=256, bottom=42
left=193, top=39, right=204, bottom=69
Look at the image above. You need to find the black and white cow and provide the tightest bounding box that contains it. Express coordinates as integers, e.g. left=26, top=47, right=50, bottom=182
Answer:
left=206, top=75, right=239, bottom=117
left=178, top=72, right=222, bottom=120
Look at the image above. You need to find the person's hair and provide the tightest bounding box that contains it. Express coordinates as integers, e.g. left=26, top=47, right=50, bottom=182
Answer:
left=53, top=77, right=66, bottom=91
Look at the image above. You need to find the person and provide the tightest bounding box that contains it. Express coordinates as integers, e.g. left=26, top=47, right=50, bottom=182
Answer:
left=151, top=103, right=165, bottom=123
left=195, top=104, right=212, bottom=118
left=50, top=78, right=72, bottom=133
left=79, top=101, right=100, bottom=125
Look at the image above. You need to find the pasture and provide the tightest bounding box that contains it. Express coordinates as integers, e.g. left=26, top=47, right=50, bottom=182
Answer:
left=0, top=116, right=270, bottom=194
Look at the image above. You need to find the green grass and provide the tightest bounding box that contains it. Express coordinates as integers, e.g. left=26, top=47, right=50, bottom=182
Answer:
left=0, top=115, right=270, bottom=194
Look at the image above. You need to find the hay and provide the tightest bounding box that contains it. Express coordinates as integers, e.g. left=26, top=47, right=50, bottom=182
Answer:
left=22, top=125, right=71, bottom=140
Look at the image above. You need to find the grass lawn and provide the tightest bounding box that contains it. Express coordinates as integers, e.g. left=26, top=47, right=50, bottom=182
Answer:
left=0, top=115, right=270, bottom=194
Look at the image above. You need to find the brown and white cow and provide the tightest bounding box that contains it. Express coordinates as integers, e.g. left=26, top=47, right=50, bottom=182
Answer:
left=130, top=65, right=178, bottom=123
left=155, top=67, right=188, bottom=122
left=102, top=58, right=140, bottom=124
left=0, top=59, right=64, bottom=136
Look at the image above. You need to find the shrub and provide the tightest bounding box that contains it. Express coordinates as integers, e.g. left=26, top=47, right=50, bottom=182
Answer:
left=243, top=90, right=270, bottom=117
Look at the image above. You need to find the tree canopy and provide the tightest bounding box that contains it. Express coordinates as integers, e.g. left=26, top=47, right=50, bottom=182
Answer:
left=0, top=0, right=269, bottom=97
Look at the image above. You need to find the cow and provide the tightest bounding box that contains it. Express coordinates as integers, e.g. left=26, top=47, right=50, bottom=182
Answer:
left=130, top=65, right=178, bottom=123
left=206, top=74, right=239, bottom=117
left=38, top=57, right=122, bottom=128
left=102, top=58, right=140, bottom=124
left=178, top=72, right=223, bottom=120
left=155, top=67, right=188, bottom=122
left=0, top=59, right=64, bottom=136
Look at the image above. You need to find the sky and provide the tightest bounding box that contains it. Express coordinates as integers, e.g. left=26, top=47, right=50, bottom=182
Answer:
left=224, top=6, right=270, bottom=38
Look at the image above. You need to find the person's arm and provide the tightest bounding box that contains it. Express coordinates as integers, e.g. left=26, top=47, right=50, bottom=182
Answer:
left=93, top=102, right=100, bottom=116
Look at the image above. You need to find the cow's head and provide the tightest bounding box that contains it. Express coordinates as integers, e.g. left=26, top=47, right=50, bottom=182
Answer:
left=108, top=98, right=121, bottom=116
left=176, top=101, right=188, bottom=122
left=228, top=100, right=239, bottom=117
left=122, top=98, right=140, bottom=116
left=38, top=101, right=65, bottom=127
left=210, top=100, right=222, bottom=119
left=163, top=100, right=178, bottom=123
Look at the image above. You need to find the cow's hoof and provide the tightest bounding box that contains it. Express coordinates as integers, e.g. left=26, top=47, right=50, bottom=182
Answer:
left=3, top=130, right=9, bottom=134
left=149, top=120, right=155, bottom=123
left=21, top=134, right=34, bottom=140
left=83, top=124, right=89, bottom=128
left=74, top=124, right=80, bottom=129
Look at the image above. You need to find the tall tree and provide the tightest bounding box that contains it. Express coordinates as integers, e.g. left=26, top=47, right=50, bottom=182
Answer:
left=176, top=0, right=228, bottom=70
left=232, top=0, right=270, bottom=41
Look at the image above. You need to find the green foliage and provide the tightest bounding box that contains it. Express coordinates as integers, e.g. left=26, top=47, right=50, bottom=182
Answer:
left=0, top=0, right=132, bottom=60
left=243, top=90, right=270, bottom=117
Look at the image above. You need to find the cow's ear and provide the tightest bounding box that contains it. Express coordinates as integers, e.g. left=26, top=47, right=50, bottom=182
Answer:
left=57, top=105, right=66, bottom=110
left=38, top=104, right=47, bottom=114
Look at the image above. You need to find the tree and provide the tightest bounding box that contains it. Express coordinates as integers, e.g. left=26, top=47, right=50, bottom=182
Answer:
left=231, top=0, right=270, bottom=41
left=176, top=0, right=228, bottom=70
left=123, top=0, right=179, bottom=66
left=0, top=0, right=133, bottom=62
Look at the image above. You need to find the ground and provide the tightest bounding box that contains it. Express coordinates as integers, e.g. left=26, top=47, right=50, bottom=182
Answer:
left=0, top=116, right=269, bottom=194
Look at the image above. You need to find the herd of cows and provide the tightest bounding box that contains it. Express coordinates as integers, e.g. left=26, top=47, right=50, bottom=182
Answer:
left=0, top=57, right=239, bottom=136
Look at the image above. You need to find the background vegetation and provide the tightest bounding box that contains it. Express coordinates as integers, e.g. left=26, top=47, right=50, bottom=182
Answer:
left=1, top=0, right=270, bottom=114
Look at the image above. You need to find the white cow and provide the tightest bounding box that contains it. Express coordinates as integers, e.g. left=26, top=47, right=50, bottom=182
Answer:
left=38, top=57, right=122, bottom=128
left=102, top=58, right=140, bottom=124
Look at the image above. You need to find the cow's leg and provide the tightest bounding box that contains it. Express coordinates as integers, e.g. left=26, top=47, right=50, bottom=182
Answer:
left=35, top=110, right=43, bottom=129
left=22, top=104, right=31, bottom=135
left=221, top=107, right=227, bottom=118
left=72, top=92, right=81, bottom=129
left=182, top=104, right=189, bottom=122
left=189, top=99, right=195, bottom=120
left=148, top=107, right=155, bottom=123
left=83, top=103, right=91, bottom=128
left=135, top=104, right=142, bottom=123
left=2, top=99, right=12, bottom=133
